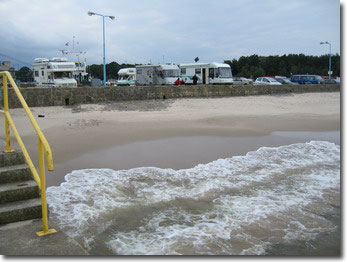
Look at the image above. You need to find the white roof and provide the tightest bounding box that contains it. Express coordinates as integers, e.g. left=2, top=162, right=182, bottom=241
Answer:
left=179, top=62, right=230, bottom=68
left=51, top=57, right=68, bottom=62
left=136, top=64, right=179, bottom=70
left=118, top=68, right=136, bottom=75
left=159, top=64, right=179, bottom=70
left=34, top=58, right=49, bottom=63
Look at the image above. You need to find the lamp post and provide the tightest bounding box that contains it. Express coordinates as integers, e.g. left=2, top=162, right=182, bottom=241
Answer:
left=88, top=11, right=115, bottom=88
left=320, top=41, right=332, bottom=79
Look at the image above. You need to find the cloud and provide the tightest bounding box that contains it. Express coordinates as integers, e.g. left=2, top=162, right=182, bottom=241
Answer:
left=0, top=0, right=340, bottom=67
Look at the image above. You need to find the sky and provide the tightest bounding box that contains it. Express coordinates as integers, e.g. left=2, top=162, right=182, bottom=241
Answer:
left=0, top=0, right=341, bottom=68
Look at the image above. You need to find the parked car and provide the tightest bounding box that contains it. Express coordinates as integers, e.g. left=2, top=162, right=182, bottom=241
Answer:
left=290, top=75, right=324, bottom=84
left=240, top=77, right=253, bottom=85
left=232, top=77, right=252, bottom=85
left=323, top=79, right=338, bottom=84
left=274, top=77, right=298, bottom=85
left=254, top=77, right=282, bottom=85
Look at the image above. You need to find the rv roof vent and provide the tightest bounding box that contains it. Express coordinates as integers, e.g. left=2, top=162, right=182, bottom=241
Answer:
left=51, top=57, right=68, bottom=62
left=34, top=58, right=49, bottom=63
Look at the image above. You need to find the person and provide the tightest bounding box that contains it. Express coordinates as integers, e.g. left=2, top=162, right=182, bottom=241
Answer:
left=175, top=78, right=181, bottom=85
left=192, top=74, right=198, bottom=85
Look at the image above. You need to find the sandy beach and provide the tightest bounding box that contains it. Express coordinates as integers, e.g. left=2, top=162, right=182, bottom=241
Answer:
left=6, top=92, right=340, bottom=151
left=2, top=92, right=340, bottom=185
left=1, top=91, right=341, bottom=255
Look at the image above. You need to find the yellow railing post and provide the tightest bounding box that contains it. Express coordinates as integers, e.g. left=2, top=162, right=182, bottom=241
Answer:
left=0, top=71, right=56, bottom=237
left=36, top=138, right=56, bottom=236
left=2, top=75, right=14, bottom=153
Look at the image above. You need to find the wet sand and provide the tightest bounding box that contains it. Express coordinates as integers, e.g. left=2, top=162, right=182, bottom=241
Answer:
left=0, top=92, right=340, bottom=185
left=47, top=131, right=340, bottom=186
left=0, top=92, right=341, bottom=255
left=2, top=92, right=340, bottom=172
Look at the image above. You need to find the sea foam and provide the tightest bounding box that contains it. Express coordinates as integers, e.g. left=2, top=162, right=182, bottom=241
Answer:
left=47, top=141, right=340, bottom=255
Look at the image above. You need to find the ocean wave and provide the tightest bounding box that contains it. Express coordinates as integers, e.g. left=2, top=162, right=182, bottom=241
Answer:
left=47, top=141, right=340, bottom=255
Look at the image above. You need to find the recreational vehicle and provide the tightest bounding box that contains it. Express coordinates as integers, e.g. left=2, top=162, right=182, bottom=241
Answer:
left=179, top=62, right=233, bottom=85
left=117, top=68, right=136, bottom=86
left=33, top=57, right=77, bottom=87
left=135, top=64, right=180, bottom=85
left=73, top=61, right=88, bottom=83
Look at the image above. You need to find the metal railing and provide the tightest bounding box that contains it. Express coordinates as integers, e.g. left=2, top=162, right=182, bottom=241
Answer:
left=0, top=71, right=56, bottom=236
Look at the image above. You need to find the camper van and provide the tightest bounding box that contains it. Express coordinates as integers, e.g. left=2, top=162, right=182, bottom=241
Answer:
left=33, top=57, right=77, bottom=87
left=117, top=68, right=136, bottom=86
left=179, top=62, right=233, bottom=85
left=135, top=64, right=180, bottom=85
left=73, top=61, right=88, bottom=83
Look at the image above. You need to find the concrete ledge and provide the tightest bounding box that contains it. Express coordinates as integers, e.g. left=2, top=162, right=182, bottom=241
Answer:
left=0, top=218, right=88, bottom=255
left=5, top=84, right=340, bottom=108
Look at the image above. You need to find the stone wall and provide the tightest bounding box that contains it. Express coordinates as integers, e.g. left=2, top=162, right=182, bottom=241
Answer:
left=6, top=84, right=340, bottom=108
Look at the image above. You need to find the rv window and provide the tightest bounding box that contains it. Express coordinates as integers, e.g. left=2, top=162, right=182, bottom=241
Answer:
left=137, top=69, right=142, bottom=74
left=35, top=71, right=39, bottom=77
left=181, top=68, right=186, bottom=75
left=209, top=68, right=215, bottom=79
left=195, top=68, right=201, bottom=75
left=163, top=70, right=179, bottom=77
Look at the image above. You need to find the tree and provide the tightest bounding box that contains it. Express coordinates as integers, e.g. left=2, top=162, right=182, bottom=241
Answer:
left=16, top=67, right=33, bottom=82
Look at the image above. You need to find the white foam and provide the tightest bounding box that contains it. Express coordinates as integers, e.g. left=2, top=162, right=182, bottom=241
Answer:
left=47, top=141, right=340, bottom=254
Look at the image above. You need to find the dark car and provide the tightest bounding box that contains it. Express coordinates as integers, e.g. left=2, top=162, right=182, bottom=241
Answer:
left=290, top=75, right=325, bottom=84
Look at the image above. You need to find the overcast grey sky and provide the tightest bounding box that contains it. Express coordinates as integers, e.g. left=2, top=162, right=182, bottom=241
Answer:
left=0, top=0, right=341, bottom=67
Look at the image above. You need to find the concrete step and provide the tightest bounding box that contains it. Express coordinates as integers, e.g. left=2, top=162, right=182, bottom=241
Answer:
left=0, top=198, right=42, bottom=225
left=0, top=151, right=25, bottom=168
left=0, top=180, right=40, bottom=204
left=0, top=164, right=32, bottom=184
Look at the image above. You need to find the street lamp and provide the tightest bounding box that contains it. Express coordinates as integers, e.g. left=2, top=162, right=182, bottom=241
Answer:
left=320, top=41, right=332, bottom=79
left=88, top=11, right=115, bottom=88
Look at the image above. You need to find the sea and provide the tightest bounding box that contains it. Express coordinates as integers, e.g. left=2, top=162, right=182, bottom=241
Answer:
left=46, top=138, right=340, bottom=255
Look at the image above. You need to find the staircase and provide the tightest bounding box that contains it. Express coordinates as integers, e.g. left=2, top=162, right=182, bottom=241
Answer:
left=0, top=151, right=42, bottom=225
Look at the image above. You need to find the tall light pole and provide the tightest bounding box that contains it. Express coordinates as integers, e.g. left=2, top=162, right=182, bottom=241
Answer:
left=320, top=41, right=332, bottom=79
left=88, top=11, right=115, bottom=88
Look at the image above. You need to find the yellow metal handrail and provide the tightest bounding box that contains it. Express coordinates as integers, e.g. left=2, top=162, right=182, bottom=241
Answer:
left=0, top=71, right=56, bottom=236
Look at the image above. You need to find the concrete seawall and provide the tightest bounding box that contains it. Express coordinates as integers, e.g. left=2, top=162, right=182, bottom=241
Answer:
left=6, top=84, right=340, bottom=108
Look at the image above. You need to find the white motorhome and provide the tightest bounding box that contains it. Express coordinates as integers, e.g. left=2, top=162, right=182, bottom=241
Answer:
left=33, top=57, right=77, bottom=87
left=117, top=68, right=136, bottom=86
left=179, top=62, right=233, bottom=85
left=73, top=61, right=88, bottom=83
left=135, top=64, right=180, bottom=85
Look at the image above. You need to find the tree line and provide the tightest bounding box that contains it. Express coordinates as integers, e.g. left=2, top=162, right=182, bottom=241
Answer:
left=14, top=53, right=340, bottom=82
left=224, top=54, right=340, bottom=79
left=87, top=62, right=137, bottom=80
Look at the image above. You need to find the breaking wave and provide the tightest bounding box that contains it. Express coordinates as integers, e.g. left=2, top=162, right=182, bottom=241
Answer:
left=47, top=141, right=340, bottom=255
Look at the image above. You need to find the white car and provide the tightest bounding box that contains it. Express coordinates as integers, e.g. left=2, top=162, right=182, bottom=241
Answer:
left=254, top=77, right=282, bottom=85
left=232, top=77, right=253, bottom=85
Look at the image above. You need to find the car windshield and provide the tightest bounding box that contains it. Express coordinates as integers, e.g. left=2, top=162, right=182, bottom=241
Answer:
left=268, top=78, right=277, bottom=82
left=218, top=68, right=232, bottom=78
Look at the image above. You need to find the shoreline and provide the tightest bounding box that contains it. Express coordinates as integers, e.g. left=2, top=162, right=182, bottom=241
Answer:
left=0, top=92, right=340, bottom=255
left=4, top=92, right=339, bottom=167
left=47, top=131, right=340, bottom=186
